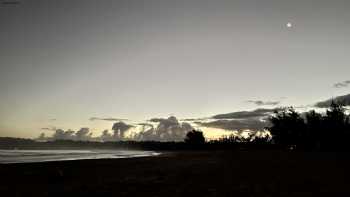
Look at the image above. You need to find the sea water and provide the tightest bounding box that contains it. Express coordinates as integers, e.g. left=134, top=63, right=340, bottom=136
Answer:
left=0, top=149, right=160, bottom=163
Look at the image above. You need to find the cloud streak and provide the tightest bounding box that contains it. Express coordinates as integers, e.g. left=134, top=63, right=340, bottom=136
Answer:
left=89, top=117, right=128, bottom=122
left=212, top=108, right=277, bottom=119
left=246, top=100, right=280, bottom=106
left=41, top=127, right=56, bottom=131
left=334, top=80, right=350, bottom=88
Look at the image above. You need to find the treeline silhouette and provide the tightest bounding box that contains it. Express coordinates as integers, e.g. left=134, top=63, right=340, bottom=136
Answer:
left=268, top=102, right=350, bottom=151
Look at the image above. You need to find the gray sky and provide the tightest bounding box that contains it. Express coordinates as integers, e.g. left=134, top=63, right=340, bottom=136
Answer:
left=1, top=0, right=350, bottom=138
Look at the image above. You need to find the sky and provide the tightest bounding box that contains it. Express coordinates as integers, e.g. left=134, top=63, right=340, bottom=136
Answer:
left=1, top=0, right=350, bottom=139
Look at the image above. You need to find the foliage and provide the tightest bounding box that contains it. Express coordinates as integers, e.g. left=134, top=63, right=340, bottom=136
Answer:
left=267, top=102, right=350, bottom=150
left=184, top=130, right=205, bottom=144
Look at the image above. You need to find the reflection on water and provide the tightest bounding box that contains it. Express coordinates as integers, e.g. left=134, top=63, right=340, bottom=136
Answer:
left=0, top=149, right=160, bottom=164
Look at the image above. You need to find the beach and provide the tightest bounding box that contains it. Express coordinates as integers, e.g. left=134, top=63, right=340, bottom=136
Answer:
left=1, top=150, right=350, bottom=196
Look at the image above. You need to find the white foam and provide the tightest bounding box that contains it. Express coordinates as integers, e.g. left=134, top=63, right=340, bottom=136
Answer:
left=0, top=149, right=160, bottom=163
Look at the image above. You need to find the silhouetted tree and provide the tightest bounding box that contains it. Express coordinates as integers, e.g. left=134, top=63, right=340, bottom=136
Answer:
left=268, top=107, right=306, bottom=148
left=249, top=133, right=271, bottom=144
left=268, top=101, right=350, bottom=151
left=184, top=130, right=205, bottom=144
left=322, top=102, right=350, bottom=150
left=304, top=110, right=323, bottom=150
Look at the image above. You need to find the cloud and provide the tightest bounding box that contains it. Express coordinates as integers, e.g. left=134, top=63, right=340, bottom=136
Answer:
left=100, top=130, right=113, bottom=142
left=334, top=80, right=350, bottom=88
left=39, top=128, right=95, bottom=141
left=197, top=118, right=268, bottom=131
left=180, top=118, right=207, bottom=121
left=75, top=128, right=93, bottom=141
left=212, top=108, right=277, bottom=119
left=89, top=117, right=128, bottom=122
left=38, top=118, right=193, bottom=142
left=52, top=129, right=76, bottom=140
left=314, top=93, right=350, bottom=108
left=1, top=1, right=21, bottom=6
left=134, top=116, right=193, bottom=141
left=111, top=121, right=134, bottom=140
left=246, top=100, right=280, bottom=106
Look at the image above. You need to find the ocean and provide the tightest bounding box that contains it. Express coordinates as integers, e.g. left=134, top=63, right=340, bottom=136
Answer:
left=0, top=149, right=160, bottom=164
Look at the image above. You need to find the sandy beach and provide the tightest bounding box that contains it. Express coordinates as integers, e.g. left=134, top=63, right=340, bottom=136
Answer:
left=1, top=150, right=350, bottom=196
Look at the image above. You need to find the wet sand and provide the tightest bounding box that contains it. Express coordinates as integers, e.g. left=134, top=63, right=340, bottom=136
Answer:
left=1, top=150, right=350, bottom=196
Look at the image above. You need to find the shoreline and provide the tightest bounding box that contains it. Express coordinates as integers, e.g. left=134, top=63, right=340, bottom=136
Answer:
left=0, top=149, right=162, bottom=164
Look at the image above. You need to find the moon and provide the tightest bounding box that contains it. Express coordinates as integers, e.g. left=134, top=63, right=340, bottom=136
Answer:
left=286, top=22, right=293, bottom=28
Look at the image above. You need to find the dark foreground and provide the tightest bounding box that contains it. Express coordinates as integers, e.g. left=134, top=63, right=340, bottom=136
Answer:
left=1, top=150, right=350, bottom=197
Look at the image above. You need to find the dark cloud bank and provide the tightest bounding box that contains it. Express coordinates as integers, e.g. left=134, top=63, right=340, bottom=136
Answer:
left=197, top=108, right=277, bottom=132
left=212, top=108, right=276, bottom=120
left=198, top=119, right=268, bottom=131
left=315, top=93, right=350, bottom=108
